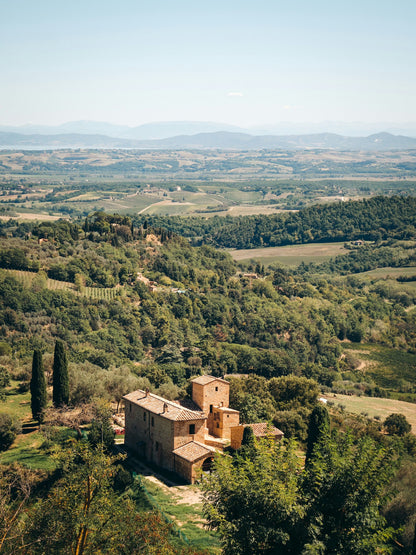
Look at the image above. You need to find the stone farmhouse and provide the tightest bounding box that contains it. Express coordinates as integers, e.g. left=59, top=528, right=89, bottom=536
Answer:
left=123, top=375, right=283, bottom=483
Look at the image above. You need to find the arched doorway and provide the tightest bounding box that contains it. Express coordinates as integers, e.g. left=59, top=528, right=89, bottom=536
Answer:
left=201, top=456, right=214, bottom=473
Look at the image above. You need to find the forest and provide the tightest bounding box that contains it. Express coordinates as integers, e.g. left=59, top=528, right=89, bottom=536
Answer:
left=135, top=195, right=416, bottom=248
left=0, top=196, right=416, bottom=553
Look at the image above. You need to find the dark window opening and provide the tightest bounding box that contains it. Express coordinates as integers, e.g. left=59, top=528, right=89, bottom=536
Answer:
left=151, top=417, right=154, bottom=426
left=155, top=441, right=159, bottom=452
left=202, top=457, right=214, bottom=472
left=215, top=386, right=218, bottom=391
left=189, top=424, right=195, bottom=435
left=210, top=404, right=213, bottom=413
left=216, top=423, right=219, bottom=428
left=143, top=412, right=146, bottom=421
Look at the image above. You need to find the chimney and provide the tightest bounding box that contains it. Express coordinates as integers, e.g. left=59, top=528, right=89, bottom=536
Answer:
left=145, top=388, right=150, bottom=397
left=163, top=402, right=168, bottom=413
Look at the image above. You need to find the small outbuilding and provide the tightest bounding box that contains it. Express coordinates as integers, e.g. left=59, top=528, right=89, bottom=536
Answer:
left=230, top=422, right=284, bottom=450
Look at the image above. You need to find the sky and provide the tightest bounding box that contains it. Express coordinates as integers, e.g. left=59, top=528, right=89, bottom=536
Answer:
left=0, top=0, right=415, bottom=127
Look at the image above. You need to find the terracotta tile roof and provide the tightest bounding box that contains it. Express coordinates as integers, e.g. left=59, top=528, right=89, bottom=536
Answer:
left=123, top=390, right=206, bottom=422
left=191, top=375, right=229, bottom=385
left=243, top=423, right=284, bottom=437
left=172, top=441, right=215, bottom=462
left=177, top=398, right=203, bottom=412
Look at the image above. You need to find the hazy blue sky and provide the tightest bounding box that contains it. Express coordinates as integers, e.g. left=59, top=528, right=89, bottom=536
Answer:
left=1, top=0, right=415, bottom=126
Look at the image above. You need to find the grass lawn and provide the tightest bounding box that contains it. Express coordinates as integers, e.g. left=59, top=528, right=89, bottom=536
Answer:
left=141, top=477, right=221, bottom=554
left=0, top=431, right=56, bottom=471
left=0, top=381, right=56, bottom=470
left=323, top=393, right=416, bottom=432
left=0, top=380, right=34, bottom=419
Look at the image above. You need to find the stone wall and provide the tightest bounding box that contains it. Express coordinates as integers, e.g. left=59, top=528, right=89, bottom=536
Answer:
left=213, top=408, right=240, bottom=439
left=173, top=419, right=207, bottom=450
left=192, top=379, right=229, bottom=414
left=125, top=399, right=175, bottom=469
left=124, top=398, right=207, bottom=472
left=230, top=425, right=245, bottom=450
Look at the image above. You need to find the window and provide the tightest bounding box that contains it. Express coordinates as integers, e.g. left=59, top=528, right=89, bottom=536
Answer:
left=151, top=417, right=154, bottom=427
left=155, top=441, right=159, bottom=452
left=215, top=386, right=218, bottom=392
left=210, top=404, right=213, bottom=413
left=227, top=414, right=229, bottom=418
left=129, top=403, right=131, bottom=413
left=189, top=424, right=195, bottom=435
left=216, top=423, right=219, bottom=428
left=143, top=412, right=146, bottom=421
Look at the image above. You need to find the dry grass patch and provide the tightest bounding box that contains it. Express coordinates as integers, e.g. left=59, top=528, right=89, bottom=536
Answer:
left=324, top=393, right=416, bottom=433
left=229, top=241, right=348, bottom=265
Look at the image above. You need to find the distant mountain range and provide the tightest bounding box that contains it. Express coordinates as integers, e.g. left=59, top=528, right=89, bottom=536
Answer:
left=0, top=121, right=246, bottom=140
left=1, top=128, right=416, bottom=151
left=2, top=120, right=416, bottom=139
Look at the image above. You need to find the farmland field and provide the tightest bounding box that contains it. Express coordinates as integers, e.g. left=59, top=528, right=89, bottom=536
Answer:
left=1, top=269, right=120, bottom=299
left=354, top=266, right=416, bottom=281
left=343, top=343, right=416, bottom=391
left=2, top=149, right=416, bottom=220
left=0, top=212, right=63, bottom=221
left=323, top=393, right=416, bottom=432
left=2, top=269, right=77, bottom=292
left=228, top=241, right=348, bottom=266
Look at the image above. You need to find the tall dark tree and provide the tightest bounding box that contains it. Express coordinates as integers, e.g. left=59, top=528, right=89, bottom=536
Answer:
left=52, top=340, right=69, bottom=408
left=30, top=349, right=47, bottom=422
left=305, top=403, right=330, bottom=466
left=241, top=425, right=255, bottom=447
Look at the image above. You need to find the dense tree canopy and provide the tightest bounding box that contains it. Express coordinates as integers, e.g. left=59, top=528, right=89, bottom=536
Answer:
left=135, top=196, right=416, bottom=249
left=203, top=434, right=398, bottom=554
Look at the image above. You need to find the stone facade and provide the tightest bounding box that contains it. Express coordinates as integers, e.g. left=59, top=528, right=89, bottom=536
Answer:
left=123, top=375, right=283, bottom=483
left=123, top=389, right=209, bottom=476
left=212, top=406, right=240, bottom=439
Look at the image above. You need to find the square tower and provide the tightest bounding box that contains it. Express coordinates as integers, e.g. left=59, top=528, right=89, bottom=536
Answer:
left=191, top=375, right=235, bottom=437
left=191, top=375, right=230, bottom=413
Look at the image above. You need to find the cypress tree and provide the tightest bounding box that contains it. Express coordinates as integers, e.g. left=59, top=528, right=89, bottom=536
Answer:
left=52, top=340, right=69, bottom=407
left=30, top=349, right=47, bottom=422
left=241, top=425, right=255, bottom=447
left=305, top=404, right=330, bottom=466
